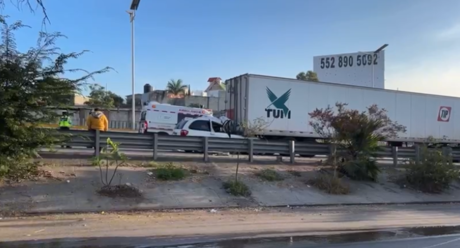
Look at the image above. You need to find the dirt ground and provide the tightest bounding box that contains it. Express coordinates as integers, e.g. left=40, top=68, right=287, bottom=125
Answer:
left=2, top=204, right=460, bottom=246
left=0, top=158, right=325, bottom=190
left=2, top=158, right=460, bottom=216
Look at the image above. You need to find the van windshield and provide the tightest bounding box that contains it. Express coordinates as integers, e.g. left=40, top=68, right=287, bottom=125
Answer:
left=175, top=119, right=188, bottom=129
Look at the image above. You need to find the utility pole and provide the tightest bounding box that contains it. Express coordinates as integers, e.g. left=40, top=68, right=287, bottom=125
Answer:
left=128, top=0, right=141, bottom=130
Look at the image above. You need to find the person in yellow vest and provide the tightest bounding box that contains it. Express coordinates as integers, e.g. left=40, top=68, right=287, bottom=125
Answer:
left=59, top=111, right=72, bottom=148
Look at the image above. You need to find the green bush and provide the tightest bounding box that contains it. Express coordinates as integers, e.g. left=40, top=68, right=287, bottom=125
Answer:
left=309, top=173, right=350, bottom=195
left=223, top=180, right=251, bottom=197
left=340, top=156, right=380, bottom=181
left=154, top=163, right=187, bottom=181
left=256, top=169, right=283, bottom=181
left=0, top=160, right=42, bottom=182
left=404, top=146, right=459, bottom=193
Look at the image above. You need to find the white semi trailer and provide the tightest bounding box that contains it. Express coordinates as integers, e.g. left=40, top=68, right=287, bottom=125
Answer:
left=225, top=74, right=460, bottom=145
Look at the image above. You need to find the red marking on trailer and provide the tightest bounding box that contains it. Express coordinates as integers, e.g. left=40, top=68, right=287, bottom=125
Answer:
left=438, top=106, right=452, bottom=122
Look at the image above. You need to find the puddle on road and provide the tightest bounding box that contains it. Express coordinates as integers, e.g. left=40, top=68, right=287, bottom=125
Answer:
left=3, top=225, right=460, bottom=248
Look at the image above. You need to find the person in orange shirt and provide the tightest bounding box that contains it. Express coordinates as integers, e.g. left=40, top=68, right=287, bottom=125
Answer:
left=86, top=108, right=109, bottom=153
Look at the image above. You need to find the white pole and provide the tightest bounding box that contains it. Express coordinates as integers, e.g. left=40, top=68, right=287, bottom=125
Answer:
left=130, top=11, right=136, bottom=130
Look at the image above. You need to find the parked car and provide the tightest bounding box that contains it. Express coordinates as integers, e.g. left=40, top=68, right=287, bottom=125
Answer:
left=173, top=116, right=245, bottom=139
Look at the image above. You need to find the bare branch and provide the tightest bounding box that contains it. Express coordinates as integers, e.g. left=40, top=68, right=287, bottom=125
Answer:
left=1, top=0, right=50, bottom=26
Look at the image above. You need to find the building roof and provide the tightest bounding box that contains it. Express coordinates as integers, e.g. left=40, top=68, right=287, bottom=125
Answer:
left=205, top=77, right=225, bottom=92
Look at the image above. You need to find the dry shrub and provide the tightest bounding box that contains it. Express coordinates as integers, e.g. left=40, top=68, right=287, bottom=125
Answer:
left=223, top=180, right=251, bottom=197
left=257, top=169, right=283, bottom=181
left=97, top=184, right=142, bottom=198
left=153, top=162, right=187, bottom=181
left=404, top=146, right=459, bottom=193
left=309, top=173, right=350, bottom=195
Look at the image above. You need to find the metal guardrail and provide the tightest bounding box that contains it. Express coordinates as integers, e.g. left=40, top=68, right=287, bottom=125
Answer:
left=58, top=129, right=459, bottom=164
left=65, top=119, right=140, bottom=130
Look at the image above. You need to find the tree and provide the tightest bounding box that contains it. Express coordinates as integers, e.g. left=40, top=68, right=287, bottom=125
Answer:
left=84, top=84, right=115, bottom=109
left=2, top=0, right=49, bottom=25
left=166, top=79, right=188, bottom=97
left=125, top=94, right=142, bottom=107
left=0, top=17, right=110, bottom=178
left=222, top=117, right=269, bottom=196
left=296, top=70, right=319, bottom=82
left=109, top=92, right=124, bottom=108
left=188, top=103, right=201, bottom=108
left=309, top=103, right=406, bottom=181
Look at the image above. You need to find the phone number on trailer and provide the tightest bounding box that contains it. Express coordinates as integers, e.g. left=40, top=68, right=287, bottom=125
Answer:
left=318, top=54, right=379, bottom=69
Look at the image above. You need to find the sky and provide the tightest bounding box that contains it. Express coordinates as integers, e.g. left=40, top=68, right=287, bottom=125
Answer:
left=2, top=0, right=460, bottom=98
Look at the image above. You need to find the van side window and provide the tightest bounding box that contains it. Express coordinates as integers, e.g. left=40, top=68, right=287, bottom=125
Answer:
left=175, top=119, right=187, bottom=129
left=140, top=111, right=147, bottom=121
left=189, top=120, right=211, bottom=131
left=211, top=122, right=223, bottom=133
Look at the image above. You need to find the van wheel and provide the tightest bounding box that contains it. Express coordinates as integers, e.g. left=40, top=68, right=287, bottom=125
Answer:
left=158, top=132, right=169, bottom=136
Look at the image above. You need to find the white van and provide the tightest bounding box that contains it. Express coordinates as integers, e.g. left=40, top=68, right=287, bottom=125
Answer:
left=138, top=102, right=213, bottom=135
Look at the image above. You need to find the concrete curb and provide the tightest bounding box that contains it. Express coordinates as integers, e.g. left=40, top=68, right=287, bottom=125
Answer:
left=13, top=200, right=460, bottom=217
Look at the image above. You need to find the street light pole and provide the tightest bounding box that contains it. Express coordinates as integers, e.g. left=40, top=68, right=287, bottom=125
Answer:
left=128, top=0, right=140, bottom=130
left=128, top=10, right=136, bottom=130
left=372, top=44, right=388, bottom=88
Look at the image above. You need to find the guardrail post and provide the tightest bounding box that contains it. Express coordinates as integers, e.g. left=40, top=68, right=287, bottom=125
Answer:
left=414, top=144, right=420, bottom=163
left=95, top=130, right=100, bottom=157
left=248, top=139, right=254, bottom=162
left=289, top=140, right=295, bottom=164
left=391, top=146, right=398, bottom=166
left=203, top=137, right=209, bottom=162
left=442, top=146, right=453, bottom=163
left=329, top=144, right=337, bottom=158
left=153, top=133, right=158, bottom=160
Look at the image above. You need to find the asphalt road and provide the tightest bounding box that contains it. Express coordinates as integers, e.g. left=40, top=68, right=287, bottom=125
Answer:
left=317, top=234, right=460, bottom=248
left=2, top=232, right=459, bottom=248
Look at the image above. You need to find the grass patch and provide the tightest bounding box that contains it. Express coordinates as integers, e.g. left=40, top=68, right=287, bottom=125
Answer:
left=256, top=169, right=283, bottom=181
left=152, top=162, right=187, bottom=181
left=288, top=170, right=302, bottom=177
left=97, top=184, right=143, bottom=198
left=223, top=180, right=251, bottom=197
left=309, top=173, right=350, bottom=195
left=0, top=161, right=44, bottom=182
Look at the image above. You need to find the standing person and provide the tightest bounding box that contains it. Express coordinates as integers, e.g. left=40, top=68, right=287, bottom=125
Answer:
left=59, top=111, right=72, bottom=148
left=86, top=108, right=109, bottom=154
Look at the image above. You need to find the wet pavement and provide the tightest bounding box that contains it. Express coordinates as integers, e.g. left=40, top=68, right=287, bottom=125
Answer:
left=3, top=226, right=460, bottom=248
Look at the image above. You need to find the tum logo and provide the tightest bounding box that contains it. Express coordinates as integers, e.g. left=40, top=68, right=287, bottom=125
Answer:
left=265, top=87, right=291, bottom=119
